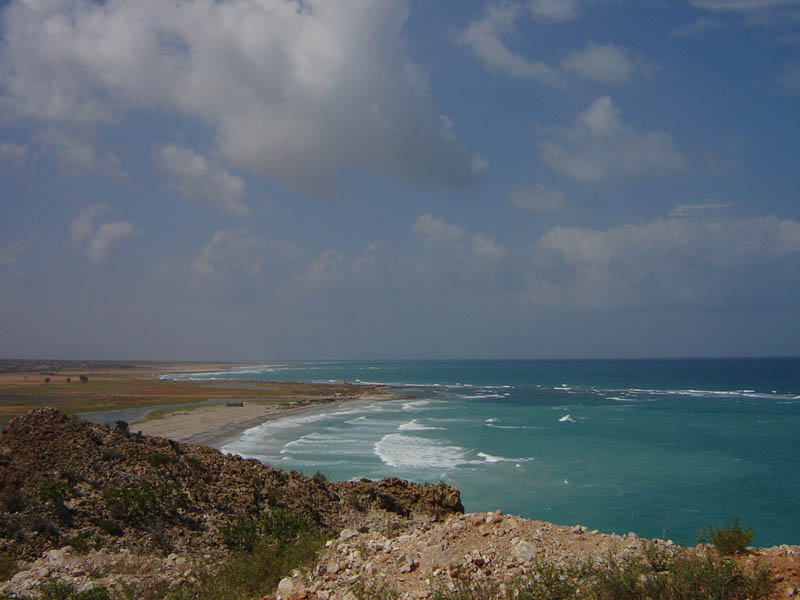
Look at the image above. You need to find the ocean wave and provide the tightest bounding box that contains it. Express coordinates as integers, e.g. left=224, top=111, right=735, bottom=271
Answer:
left=558, top=414, right=576, bottom=423
left=374, top=434, right=469, bottom=469
left=477, top=452, right=534, bottom=463
left=398, top=419, right=444, bottom=431
left=606, top=387, right=796, bottom=401
left=454, top=393, right=504, bottom=399
left=345, top=416, right=396, bottom=426
left=402, top=400, right=436, bottom=411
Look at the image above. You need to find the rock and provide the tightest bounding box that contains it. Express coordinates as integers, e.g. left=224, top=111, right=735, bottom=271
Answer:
left=512, top=540, right=538, bottom=562
left=326, top=560, right=341, bottom=575
left=276, top=577, right=298, bottom=598
left=339, top=529, right=358, bottom=541
left=787, top=587, right=796, bottom=596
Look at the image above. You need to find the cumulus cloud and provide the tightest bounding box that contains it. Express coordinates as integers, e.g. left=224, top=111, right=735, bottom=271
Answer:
left=190, top=228, right=311, bottom=298
left=413, top=214, right=466, bottom=246
left=690, top=0, right=800, bottom=12
left=530, top=213, right=800, bottom=309
left=303, top=250, right=346, bottom=289
left=0, top=0, right=477, bottom=195
left=455, top=3, right=564, bottom=86
left=562, top=43, right=649, bottom=84
left=538, top=96, right=687, bottom=182
left=508, top=183, right=568, bottom=213
left=0, top=141, right=28, bottom=165
left=153, top=145, right=248, bottom=216
left=529, top=0, right=580, bottom=22
left=676, top=0, right=800, bottom=35
left=87, top=221, right=135, bottom=264
left=36, top=130, right=128, bottom=179
left=412, top=214, right=519, bottom=292
left=0, top=234, right=36, bottom=268
left=669, top=203, right=731, bottom=218
left=69, top=203, right=109, bottom=244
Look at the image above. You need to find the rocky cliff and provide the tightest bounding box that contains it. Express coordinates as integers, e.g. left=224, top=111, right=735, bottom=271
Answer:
left=0, top=409, right=462, bottom=596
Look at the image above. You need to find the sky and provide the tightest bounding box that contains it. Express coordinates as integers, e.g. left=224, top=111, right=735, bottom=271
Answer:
left=0, top=0, right=799, bottom=361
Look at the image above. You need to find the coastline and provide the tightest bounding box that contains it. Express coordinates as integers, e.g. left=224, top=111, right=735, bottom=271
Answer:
left=131, top=393, right=392, bottom=448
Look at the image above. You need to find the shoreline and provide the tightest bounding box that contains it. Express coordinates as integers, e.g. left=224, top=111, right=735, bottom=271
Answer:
left=131, top=393, right=392, bottom=448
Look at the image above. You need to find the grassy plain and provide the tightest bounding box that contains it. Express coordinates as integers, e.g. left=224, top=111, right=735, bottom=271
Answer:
left=0, top=361, right=382, bottom=425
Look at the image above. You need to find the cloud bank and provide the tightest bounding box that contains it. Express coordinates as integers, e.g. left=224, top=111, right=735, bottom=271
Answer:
left=0, top=0, right=479, bottom=196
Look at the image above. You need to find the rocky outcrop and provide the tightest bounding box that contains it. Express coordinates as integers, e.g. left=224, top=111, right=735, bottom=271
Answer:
left=0, top=409, right=463, bottom=595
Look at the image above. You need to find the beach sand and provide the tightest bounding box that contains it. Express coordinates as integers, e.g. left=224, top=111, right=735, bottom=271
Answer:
left=131, top=395, right=389, bottom=448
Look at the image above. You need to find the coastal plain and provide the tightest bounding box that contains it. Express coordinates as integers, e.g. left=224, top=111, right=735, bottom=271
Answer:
left=0, top=360, right=391, bottom=435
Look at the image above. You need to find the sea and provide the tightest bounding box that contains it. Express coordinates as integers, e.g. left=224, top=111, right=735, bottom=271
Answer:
left=163, top=358, right=800, bottom=547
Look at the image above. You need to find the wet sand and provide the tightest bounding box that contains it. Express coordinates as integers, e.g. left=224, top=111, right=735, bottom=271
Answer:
left=131, top=395, right=389, bottom=448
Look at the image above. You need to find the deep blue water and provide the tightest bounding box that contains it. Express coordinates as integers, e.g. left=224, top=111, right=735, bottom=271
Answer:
left=164, top=358, right=800, bottom=546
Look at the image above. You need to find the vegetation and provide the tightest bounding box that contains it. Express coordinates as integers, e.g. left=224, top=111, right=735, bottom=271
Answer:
left=38, top=481, right=73, bottom=523
left=102, top=483, right=188, bottom=524
left=423, top=548, right=773, bottom=600
left=117, top=508, right=328, bottom=600
left=699, top=518, right=756, bottom=555
left=0, top=581, right=111, bottom=600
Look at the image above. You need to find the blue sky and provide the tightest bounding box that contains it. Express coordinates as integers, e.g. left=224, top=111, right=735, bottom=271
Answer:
left=1, top=0, right=799, bottom=360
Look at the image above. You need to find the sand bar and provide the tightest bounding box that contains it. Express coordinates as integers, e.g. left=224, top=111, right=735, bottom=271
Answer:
left=131, top=395, right=390, bottom=448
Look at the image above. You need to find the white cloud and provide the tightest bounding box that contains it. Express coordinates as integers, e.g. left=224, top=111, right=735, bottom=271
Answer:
left=0, top=0, right=477, bottom=195
left=36, top=130, right=128, bottom=179
left=456, top=3, right=564, bottom=86
left=529, top=0, right=580, bottom=22
left=191, top=228, right=309, bottom=296
left=0, top=141, right=28, bottom=165
left=471, top=233, right=507, bottom=260
left=539, top=96, right=687, bottom=182
left=87, top=221, right=135, bottom=264
left=669, top=203, right=731, bottom=218
left=530, top=213, right=800, bottom=308
left=0, top=234, right=36, bottom=268
left=413, top=214, right=466, bottom=246
left=153, top=145, right=248, bottom=216
left=304, top=250, right=345, bottom=289
left=69, top=203, right=109, bottom=243
left=411, top=214, right=518, bottom=292
left=508, top=183, right=568, bottom=213
left=562, top=43, right=649, bottom=84
left=690, top=0, right=800, bottom=12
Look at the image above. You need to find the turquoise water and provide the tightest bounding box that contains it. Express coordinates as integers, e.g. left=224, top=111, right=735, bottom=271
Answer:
left=164, top=359, right=800, bottom=546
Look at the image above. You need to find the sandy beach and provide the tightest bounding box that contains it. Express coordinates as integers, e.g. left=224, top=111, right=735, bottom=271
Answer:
left=131, top=394, right=390, bottom=448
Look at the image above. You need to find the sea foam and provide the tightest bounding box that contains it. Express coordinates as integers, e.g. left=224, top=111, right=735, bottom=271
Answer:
left=374, top=433, right=468, bottom=468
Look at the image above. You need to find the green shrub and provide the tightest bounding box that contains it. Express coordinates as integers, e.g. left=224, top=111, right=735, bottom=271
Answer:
left=700, top=518, right=756, bottom=555
left=39, top=581, right=110, bottom=600
left=63, top=530, right=104, bottom=554
left=0, top=486, right=25, bottom=514
left=31, top=515, right=59, bottom=539
left=422, top=549, right=774, bottom=600
left=96, top=519, right=123, bottom=536
left=668, top=553, right=773, bottom=600
left=114, top=421, right=130, bottom=436
left=184, top=455, right=203, bottom=470
left=351, top=578, right=399, bottom=600
left=147, top=452, right=178, bottom=468
left=0, top=555, right=18, bottom=582
left=429, top=577, right=500, bottom=600
left=311, top=470, right=327, bottom=484
left=101, top=449, right=123, bottom=462
left=38, top=481, right=73, bottom=522
left=103, top=483, right=188, bottom=524
left=220, top=508, right=312, bottom=551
